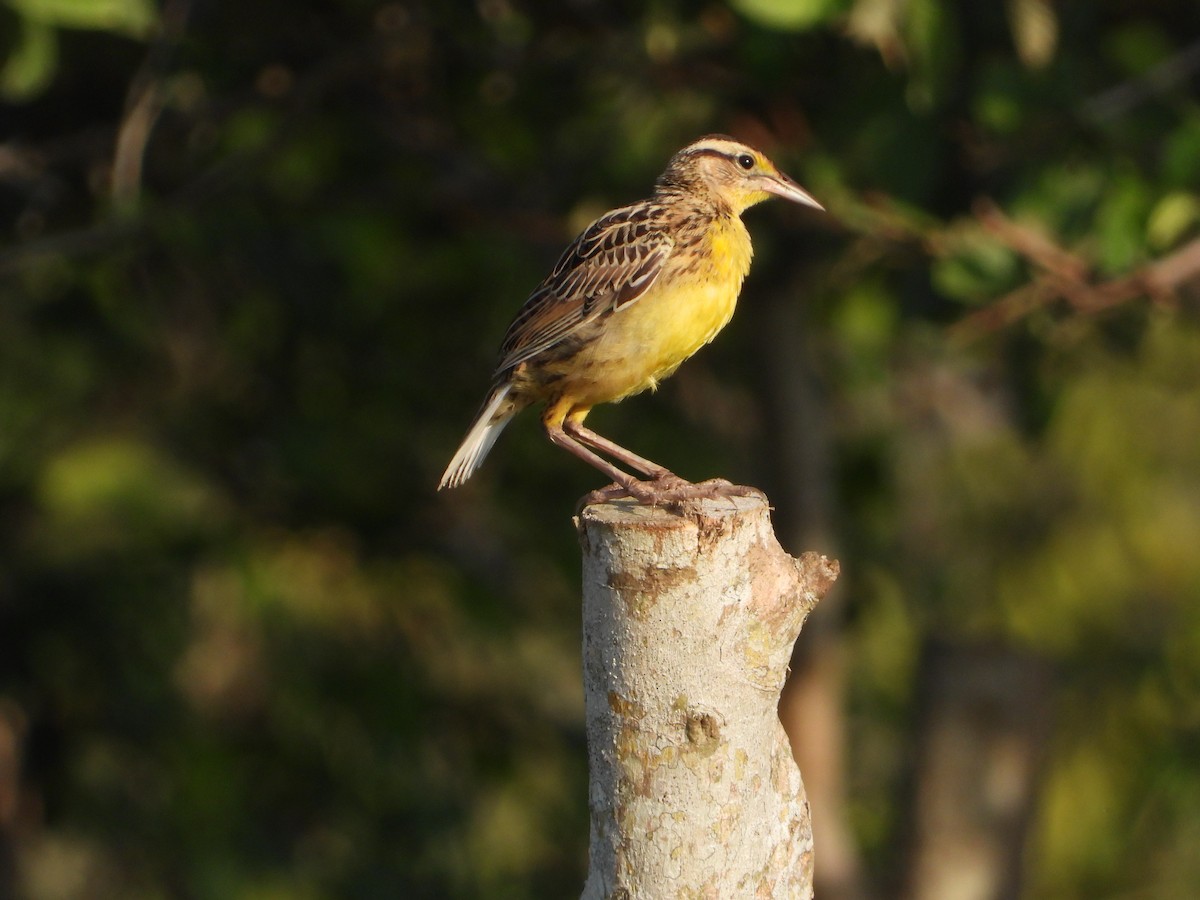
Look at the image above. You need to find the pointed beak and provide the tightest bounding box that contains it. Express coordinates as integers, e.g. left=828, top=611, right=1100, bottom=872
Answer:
left=760, top=170, right=824, bottom=211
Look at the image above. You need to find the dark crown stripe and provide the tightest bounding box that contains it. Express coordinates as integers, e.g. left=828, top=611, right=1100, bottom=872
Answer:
left=681, top=146, right=736, bottom=163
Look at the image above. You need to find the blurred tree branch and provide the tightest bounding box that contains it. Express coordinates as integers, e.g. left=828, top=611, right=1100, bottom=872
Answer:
left=1082, top=38, right=1200, bottom=122
left=111, top=0, right=195, bottom=214
left=950, top=201, right=1200, bottom=342
left=763, top=285, right=869, bottom=900
left=899, top=642, right=1054, bottom=900
left=823, top=189, right=1200, bottom=343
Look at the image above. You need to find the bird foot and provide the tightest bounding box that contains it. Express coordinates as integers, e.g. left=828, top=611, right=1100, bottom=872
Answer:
left=658, top=478, right=768, bottom=510
left=577, top=476, right=766, bottom=515
left=679, top=478, right=767, bottom=502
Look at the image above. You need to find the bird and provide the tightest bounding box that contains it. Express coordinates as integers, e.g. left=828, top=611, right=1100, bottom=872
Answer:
left=438, top=135, right=823, bottom=505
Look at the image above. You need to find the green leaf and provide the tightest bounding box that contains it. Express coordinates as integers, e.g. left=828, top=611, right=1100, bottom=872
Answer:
left=4, top=0, right=157, bottom=36
left=1012, top=162, right=1105, bottom=236
left=37, top=436, right=225, bottom=555
left=1103, top=20, right=1172, bottom=76
left=1162, top=113, right=1200, bottom=189
left=0, top=16, right=57, bottom=100
left=972, top=62, right=1027, bottom=135
left=728, top=0, right=848, bottom=31
left=1146, top=192, right=1200, bottom=252
left=932, top=228, right=1021, bottom=302
left=1095, top=171, right=1152, bottom=274
left=831, top=278, right=899, bottom=377
left=903, top=0, right=959, bottom=110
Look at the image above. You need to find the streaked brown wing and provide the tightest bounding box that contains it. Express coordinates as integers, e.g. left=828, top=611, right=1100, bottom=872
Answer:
left=495, top=203, right=673, bottom=374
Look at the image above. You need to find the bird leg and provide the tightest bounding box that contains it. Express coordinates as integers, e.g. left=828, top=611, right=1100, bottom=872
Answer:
left=551, top=418, right=752, bottom=512
left=562, top=420, right=684, bottom=484
left=544, top=423, right=661, bottom=505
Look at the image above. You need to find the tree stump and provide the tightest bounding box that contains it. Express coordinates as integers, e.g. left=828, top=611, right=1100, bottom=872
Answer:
left=576, top=494, right=838, bottom=899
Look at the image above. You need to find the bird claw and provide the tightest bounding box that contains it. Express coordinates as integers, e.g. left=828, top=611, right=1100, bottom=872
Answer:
left=577, top=483, right=635, bottom=512
left=650, top=471, right=691, bottom=491
left=656, top=478, right=767, bottom=510
left=691, top=478, right=767, bottom=499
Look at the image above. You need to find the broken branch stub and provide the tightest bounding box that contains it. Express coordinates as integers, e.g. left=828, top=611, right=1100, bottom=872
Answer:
left=577, top=494, right=838, bottom=899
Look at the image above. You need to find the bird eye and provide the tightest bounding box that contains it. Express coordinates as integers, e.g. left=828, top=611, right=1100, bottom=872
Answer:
left=736, top=153, right=755, bottom=171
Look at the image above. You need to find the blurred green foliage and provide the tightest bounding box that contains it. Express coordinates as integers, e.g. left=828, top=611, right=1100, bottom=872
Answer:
left=1, top=0, right=155, bottom=98
left=1, top=0, right=1199, bottom=897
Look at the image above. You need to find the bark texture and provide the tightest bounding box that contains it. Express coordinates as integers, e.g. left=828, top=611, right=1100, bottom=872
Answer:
left=577, top=494, right=838, bottom=899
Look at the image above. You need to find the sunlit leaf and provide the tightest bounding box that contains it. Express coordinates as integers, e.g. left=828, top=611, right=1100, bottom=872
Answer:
left=0, top=17, right=57, bottom=100
left=37, top=437, right=225, bottom=553
left=974, top=88, right=1023, bottom=134
left=1007, top=0, right=1057, bottom=69
left=1146, top=192, right=1200, bottom=251
left=1036, top=743, right=1133, bottom=890
left=728, top=0, right=847, bottom=31
left=1095, top=171, right=1152, bottom=274
left=5, top=0, right=157, bottom=36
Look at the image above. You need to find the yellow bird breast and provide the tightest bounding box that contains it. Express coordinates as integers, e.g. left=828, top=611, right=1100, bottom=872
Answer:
left=574, top=216, right=754, bottom=406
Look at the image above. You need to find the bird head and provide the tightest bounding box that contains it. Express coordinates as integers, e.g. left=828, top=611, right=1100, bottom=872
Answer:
left=656, top=135, right=823, bottom=215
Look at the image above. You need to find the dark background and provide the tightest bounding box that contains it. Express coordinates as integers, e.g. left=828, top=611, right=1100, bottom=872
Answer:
left=2, top=0, right=1199, bottom=897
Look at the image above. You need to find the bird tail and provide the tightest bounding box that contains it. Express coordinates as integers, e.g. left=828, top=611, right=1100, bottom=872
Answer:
left=438, top=384, right=517, bottom=490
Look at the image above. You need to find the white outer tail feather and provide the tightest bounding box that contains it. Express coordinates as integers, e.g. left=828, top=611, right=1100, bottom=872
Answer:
left=438, top=384, right=515, bottom=490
